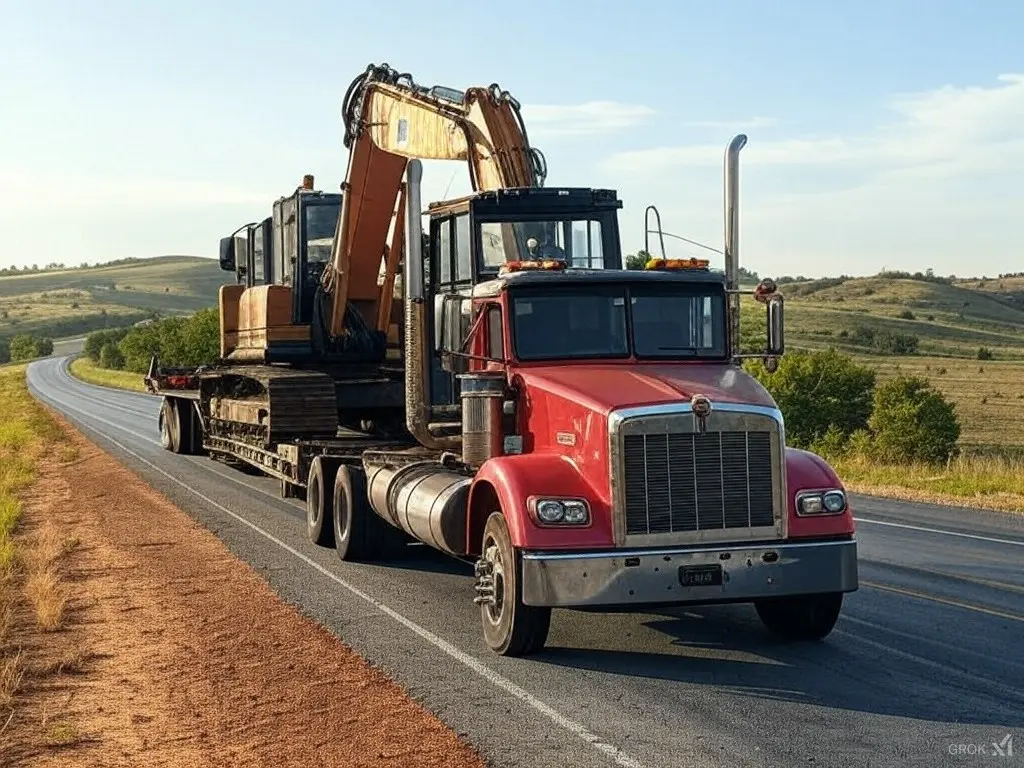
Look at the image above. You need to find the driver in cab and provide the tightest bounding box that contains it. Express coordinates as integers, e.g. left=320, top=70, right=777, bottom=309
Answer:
left=525, top=236, right=567, bottom=262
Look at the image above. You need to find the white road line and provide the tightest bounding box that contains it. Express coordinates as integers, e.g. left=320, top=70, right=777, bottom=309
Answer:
left=854, top=516, right=1024, bottom=547
left=30, top=370, right=646, bottom=768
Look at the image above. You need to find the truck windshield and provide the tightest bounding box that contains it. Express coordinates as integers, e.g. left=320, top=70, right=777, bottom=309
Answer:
left=479, top=218, right=606, bottom=270
left=305, top=203, right=340, bottom=263
left=511, top=285, right=727, bottom=361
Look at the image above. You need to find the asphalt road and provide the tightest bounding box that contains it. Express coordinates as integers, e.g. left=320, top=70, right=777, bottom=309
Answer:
left=27, top=354, right=1024, bottom=768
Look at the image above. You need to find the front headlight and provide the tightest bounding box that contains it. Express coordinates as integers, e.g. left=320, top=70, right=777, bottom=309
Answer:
left=531, top=498, right=591, bottom=526
left=797, top=489, right=847, bottom=516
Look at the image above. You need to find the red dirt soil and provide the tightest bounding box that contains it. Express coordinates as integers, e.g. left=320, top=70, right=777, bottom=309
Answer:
left=1, top=413, right=487, bottom=767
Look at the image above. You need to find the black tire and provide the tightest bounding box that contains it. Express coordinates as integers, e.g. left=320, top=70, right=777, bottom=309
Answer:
left=755, top=592, right=844, bottom=641
left=332, top=465, right=404, bottom=562
left=182, top=401, right=205, bottom=455
left=306, top=457, right=337, bottom=548
left=159, top=398, right=176, bottom=451
left=479, top=512, right=551, bottom=657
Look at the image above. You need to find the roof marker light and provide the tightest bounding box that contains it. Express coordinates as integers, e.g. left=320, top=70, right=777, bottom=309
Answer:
left=499, top=259, right=567, bottom=274
left=645, top=257, right=710, bottom=271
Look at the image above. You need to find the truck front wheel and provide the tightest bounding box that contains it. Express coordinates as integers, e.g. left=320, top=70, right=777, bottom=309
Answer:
left=755, top=592, right=843, bottom=641
left=478, top=512, right=551, bottom=657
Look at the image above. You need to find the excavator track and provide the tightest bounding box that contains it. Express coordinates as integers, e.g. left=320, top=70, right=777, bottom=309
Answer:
left=198, top=365, right=339, bottom=448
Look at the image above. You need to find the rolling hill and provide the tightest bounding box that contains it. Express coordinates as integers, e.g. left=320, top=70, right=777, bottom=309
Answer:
left=741, top=273, right=1024, bottom=360
left=0, top=256, right=225, bottom=340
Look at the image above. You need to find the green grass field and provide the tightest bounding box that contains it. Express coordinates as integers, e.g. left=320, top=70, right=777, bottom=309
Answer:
left=0, top=256, right=223, bottom=341
left=68, top=358, right=148, bottom=393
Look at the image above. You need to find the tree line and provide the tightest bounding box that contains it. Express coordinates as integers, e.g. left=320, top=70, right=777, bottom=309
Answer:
left=83, top=308, right=219, bottom=373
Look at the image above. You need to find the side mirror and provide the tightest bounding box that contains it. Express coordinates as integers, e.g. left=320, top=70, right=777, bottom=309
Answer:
left=437, top=294, right=471, bottom=374
left=218, top=237, right=236, bottom=272
left=766, top=295, right=784, bottom=356
left=762, top=295, right=784, bottom=373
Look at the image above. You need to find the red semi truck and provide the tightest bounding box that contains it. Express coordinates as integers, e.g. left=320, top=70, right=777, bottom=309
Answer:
left=148, top=121, right=858, bottom=656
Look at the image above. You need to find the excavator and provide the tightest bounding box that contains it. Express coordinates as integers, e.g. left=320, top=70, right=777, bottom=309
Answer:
left=202, top=61, right=617, bottom=445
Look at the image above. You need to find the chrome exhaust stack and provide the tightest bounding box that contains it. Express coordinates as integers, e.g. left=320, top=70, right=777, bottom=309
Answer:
left=723, top=134, right=785, bottom=372
left=403, top=159, right=460, bottom=449
left=724, top=134, right=747, bottom=361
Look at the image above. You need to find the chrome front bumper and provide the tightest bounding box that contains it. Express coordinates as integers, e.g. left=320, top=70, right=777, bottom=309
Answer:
left=520, top=538, right=858, bottom=608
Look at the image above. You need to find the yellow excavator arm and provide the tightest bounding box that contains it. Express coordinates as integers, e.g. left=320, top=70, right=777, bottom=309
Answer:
left=323, top=63, right=547, bottom=338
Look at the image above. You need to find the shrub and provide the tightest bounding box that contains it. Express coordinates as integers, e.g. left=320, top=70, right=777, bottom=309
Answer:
left=897, top=309, right=915, bottom=320
left=8, top=334, right=53, bottom=362
left=118, top=307, right=220, bottom=373
left=977, top=347, right=993, bottom=360
left=84, top=328, right=130, bottom=363
left=99, top=342, right=125, bottom=370
left=868, top=375, right=960, bottom=464
left=745, top=348, right=876, bottom=449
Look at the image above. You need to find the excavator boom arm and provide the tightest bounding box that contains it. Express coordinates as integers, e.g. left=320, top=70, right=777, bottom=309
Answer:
left=324, top=63, right=546, bottom=339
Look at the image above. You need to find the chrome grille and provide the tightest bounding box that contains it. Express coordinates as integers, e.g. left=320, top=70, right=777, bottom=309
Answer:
left=622, top=431, right=775, bottom=535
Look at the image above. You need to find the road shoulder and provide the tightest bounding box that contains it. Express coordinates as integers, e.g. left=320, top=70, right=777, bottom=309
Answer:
left=3, top=409, right=485, bottom=768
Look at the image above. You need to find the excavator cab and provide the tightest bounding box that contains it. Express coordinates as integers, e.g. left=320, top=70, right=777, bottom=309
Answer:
left=269, top=182, right=341, bottom=326
left=217, top=177, right=342, bottom=363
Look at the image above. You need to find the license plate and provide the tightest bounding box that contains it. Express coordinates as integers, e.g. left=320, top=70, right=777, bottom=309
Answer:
left=678, top=564, right=723, bottom=587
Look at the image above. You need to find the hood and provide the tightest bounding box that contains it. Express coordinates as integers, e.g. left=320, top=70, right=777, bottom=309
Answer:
left=516, top=362, right=777, bottom=415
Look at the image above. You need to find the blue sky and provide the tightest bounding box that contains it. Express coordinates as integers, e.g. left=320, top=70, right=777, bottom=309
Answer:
left=2, top=0, right=1022, bottom=278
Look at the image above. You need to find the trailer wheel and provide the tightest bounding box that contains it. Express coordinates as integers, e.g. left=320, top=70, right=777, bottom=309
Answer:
left=176, top=401, right=196, bottom=455
left=478, top=512, right=551, bottom=657
left=306, top=457, right=337, bottom=548
left=159, top=398, right=176, bottom=451
left=332, top=465, right=396, bottom=562
left=755, top=592, right=843, bottom=641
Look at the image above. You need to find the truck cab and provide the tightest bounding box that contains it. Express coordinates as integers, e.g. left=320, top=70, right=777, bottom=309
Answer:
left=400, top=150, right=857, bottom=656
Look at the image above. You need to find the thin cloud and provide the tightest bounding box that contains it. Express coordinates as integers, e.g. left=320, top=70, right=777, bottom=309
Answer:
left=602, top=73, right=1024, bottom=176
left=521, top=101, right=656, bottom=137
left=680, top=116, right=780, bottom=131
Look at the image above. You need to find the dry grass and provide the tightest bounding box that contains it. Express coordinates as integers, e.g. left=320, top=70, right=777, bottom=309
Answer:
left=0, top=363, right=79, bottom=738
left=857, top=355, right=1024, bottom=451
left=0, top=651, right=24, bottom=710
left=68, top=357, right=147, bottom=393
left=835, top=452, right=1024, bottom=513
left=43, top=721, right=80, bottom=747
left=23, top=569, right=66, bottom=631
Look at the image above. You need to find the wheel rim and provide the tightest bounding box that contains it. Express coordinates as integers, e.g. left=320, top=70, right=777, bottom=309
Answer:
left=336, top=486, right=350, bottom=543
left=482, top=534, right=506, bottom=626
left=160, top=405, right=172, bottom=445
left=309, top=475, right=321, bottom=526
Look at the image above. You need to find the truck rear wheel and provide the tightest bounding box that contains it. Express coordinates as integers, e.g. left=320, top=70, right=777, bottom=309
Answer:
left=332, top=465, right=394, bottom=562
left=478, top=512, right=551, bottom=657
left=755, top=592, right=843, bottom=641
left=306, top=457, right=337, bottom=548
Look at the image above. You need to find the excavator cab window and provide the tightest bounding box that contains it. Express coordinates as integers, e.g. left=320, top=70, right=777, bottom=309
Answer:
left=270, top=191, right=341, bottom=326
left=470, top=188, right=624, bottom=277
left=251, top=220, right=267, bottom=285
